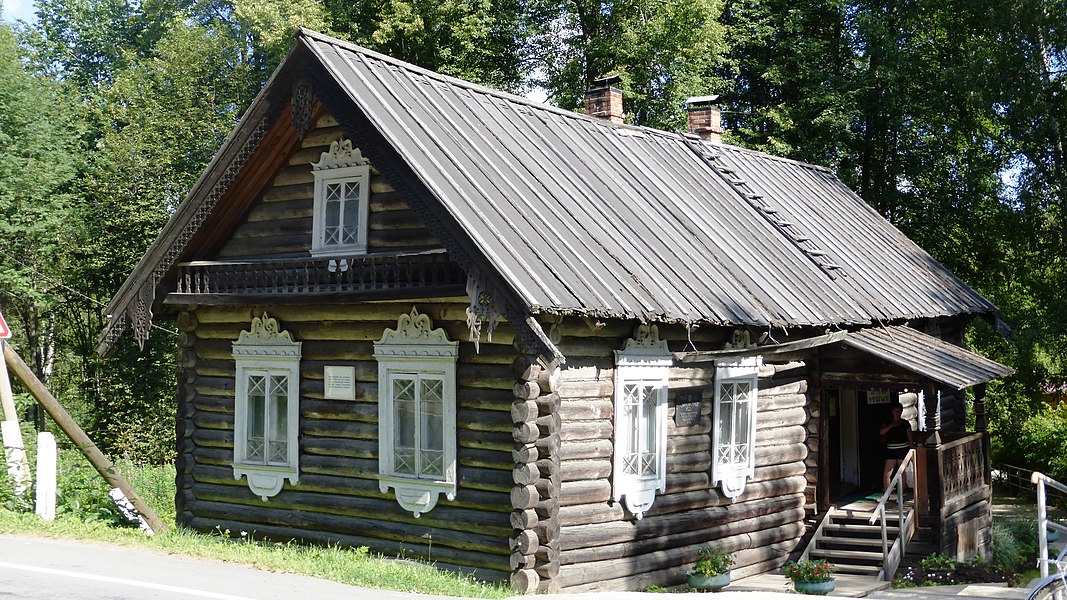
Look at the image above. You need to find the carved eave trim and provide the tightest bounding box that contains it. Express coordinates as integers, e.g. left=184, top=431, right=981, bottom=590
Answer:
left=615, top=323, right=672, bottom=366
left=232, top=313, right=302, bottom=358
left=373, top=307, right=459, bottom=359
left=313, top=139, right=369, bottom=170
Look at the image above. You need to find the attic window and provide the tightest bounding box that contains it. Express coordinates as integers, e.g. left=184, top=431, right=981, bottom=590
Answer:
left=311, top=139, right=370, bottom=257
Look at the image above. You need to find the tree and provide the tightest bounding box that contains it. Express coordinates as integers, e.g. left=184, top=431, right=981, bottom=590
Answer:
left=531, top=0, right=727, bottom=129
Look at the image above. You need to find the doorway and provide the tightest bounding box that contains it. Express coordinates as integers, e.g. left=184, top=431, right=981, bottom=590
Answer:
left=828, top=388, right=894, bottom=500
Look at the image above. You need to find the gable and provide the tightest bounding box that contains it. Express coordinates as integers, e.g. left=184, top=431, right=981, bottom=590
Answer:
left=216, top=110, right=441, bottom=261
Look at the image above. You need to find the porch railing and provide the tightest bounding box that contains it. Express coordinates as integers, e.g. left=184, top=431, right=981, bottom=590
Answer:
left=937, top=432, right=988, bottom=515
left=869, top=448, right=917, bottom=581
left=173, top=252, right=466, bottom=296
left=1032, top=471, right=1067, bottom=578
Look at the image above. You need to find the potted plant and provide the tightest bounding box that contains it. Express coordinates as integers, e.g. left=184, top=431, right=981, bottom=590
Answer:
left=784, top=559, right=835, bottom=595
left=687, top=546, right=733, bottom=591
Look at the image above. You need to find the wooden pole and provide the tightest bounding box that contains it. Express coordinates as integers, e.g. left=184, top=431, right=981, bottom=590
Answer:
left=3, top=343, right=166, bottom=533
left=0, top=340, right=29, bottom=496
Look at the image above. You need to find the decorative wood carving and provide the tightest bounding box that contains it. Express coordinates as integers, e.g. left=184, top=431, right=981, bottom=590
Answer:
left=291, top=73, right=314, bottom=140
left=232, top=312, right=300, bottom=357
left=465, top=270, right=502, bottom=352
left=312, top=138, right=370, bottom=171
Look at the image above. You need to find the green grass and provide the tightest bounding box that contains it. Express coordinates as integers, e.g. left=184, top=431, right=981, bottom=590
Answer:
left=0, top=510, right=511, bottom=598
left=0, top=450, right=510, bottom=599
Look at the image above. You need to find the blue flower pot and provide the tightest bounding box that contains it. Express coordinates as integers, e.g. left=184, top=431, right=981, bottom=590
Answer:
left=793, top=579, right=835, bottom=595
left=687, top=571, right=731, bottom=591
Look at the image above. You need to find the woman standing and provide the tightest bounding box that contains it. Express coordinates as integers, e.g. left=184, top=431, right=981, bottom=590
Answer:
left=879, top=402, right=913, bottom=490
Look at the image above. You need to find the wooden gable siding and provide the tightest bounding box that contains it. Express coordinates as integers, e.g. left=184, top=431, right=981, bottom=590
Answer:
left=216, top=112, right=441, bottom=260
left=541, top=318, right=810, bottom=592
left=174, top=301, right=512, bottom=579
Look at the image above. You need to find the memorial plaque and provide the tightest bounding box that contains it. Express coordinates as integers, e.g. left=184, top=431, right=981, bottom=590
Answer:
left=674, top=392, right=702, bottom=428
left=324, top=366, right=356, bottom=400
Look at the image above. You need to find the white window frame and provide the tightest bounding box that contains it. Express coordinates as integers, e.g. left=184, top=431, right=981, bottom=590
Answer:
left=232, top=313, right=301, bottom=500
left=374, top=308, right=459, bottom=517
left=311, top=138, right=370, bottom=257
left=612, top=324, right=671, bottom=520
left=712, top=356, right=761, bottom=499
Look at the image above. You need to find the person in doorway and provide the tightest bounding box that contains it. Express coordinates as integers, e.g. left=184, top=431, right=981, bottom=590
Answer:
left=879, top=402, right=913, bottom=490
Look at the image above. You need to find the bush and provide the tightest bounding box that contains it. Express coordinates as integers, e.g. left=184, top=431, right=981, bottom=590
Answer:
left=1017, top=403, right=1067, bottom=483
left=990, top=517, right=1039, bottom=573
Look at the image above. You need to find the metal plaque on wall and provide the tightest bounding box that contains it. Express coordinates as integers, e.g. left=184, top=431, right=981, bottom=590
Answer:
left=674, top=392, right=702, bottom=428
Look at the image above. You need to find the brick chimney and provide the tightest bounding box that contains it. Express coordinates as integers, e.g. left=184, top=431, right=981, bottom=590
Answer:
left=686, top=95, right=722, bottom=143
left=584, top=76, right=624, bottom=124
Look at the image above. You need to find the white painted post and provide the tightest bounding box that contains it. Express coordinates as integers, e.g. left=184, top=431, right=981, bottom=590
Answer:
left=0, top=340, right=29, bottom=496
left=1035, top=472, right=1050, bottom=578
left=35, top=432, right=55, bottom=520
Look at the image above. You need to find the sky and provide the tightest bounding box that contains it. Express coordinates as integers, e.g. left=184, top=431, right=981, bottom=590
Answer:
left=1, top=0, right=36, bottom=24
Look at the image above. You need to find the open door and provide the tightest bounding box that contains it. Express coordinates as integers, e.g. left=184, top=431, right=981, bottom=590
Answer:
left=839, top=389, right=860, bottom=488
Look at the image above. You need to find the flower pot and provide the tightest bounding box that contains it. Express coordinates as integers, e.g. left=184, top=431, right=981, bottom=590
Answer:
left=687, top=570, right=731, bottom=591
left=793, top=579, right=835, bottom=595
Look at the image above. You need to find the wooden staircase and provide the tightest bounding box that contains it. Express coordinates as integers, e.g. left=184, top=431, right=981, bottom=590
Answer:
left=802, top=501, right=925, bottom=580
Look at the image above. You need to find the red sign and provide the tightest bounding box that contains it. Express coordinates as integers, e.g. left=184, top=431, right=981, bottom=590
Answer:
left=0, top=312, right=10, bottom=339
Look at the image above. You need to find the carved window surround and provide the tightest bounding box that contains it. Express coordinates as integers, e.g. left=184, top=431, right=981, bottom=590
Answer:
left=373, top=308, right=459, bottom=517
left=612, top=324, right=671, bottom=519
left=312, top=139, right=370, bottom=258
left=712, top=356, right=761, bottom=499
left=232, top=313, right=302, bottom=500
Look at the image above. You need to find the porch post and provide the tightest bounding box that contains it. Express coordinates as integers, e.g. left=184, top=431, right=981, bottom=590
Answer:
left=924, top=383, right=943, bottom=545
left=974, top=383, right=991, bottom=485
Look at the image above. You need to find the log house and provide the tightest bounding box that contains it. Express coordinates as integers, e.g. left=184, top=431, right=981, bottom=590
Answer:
left=101, top=30, right=1014, bottom=593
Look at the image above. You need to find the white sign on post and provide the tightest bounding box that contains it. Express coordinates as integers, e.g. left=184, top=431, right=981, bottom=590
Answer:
left=1, top=420, right=28, bottom=497
left=35, top=432, right=56, bottom=520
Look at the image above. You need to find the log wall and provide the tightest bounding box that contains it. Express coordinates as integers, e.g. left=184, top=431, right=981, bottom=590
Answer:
left=217, top=112, right=440, bottom=260
left=544, top=317, right=810, bottom=592
left=175, top=301, right=513, bottom=581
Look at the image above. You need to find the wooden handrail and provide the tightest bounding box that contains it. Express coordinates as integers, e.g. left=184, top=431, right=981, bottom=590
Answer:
left=939, top=431, right=983, bottom=452
left=869, top=448, right=916, bottom=580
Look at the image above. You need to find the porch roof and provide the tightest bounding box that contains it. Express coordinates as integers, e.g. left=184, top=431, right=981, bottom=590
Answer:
left=840, top=326, right=1013, bottom=390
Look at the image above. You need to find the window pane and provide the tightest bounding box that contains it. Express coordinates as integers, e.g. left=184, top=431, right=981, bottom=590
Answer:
left=268, top=375, right=288, bottom=464
left=641, top=386, right=658, bottom=476
left=393, top=377, right=416, bottom=474
left=717, top=383, right=734, bottom=466
left=342, top=181, right=360, bottom=244
left=622, top=383, right=640, bottom=475
left=420, top=378, right=444, bottom=478
left=734, top=384, right=750, bottom=465
left=247, top=375, right=266, bottom=463
left=324, top=183, right=342, bottom=246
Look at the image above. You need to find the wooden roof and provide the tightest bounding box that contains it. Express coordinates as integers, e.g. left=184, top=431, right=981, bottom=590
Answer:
left=99, top=29, right=997, bottom=355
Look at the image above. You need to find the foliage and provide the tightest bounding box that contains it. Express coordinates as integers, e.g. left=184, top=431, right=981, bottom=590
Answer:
left=1016, top=403, right=1067, bottom=483
left=990, top=517, right=1040, bottom=574
left=691, top=546, right=733, bottom=576
left=920, top=553, right=956, bottom=572
left=894, top=555, right=1008, bottom=587
left=529, top=0, right=727, bottom=129
left=784, top=559, right=834, bottom=583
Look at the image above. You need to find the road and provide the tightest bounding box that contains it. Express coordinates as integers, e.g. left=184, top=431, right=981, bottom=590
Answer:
left=0, top=534, right=455, bottom=600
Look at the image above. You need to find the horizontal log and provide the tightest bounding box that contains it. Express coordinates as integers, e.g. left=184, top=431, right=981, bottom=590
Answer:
left=558, top=399, right=613, bottom=421
left=513, top=443, right=537, bottom=464
left=192, top=482, right=511, bottom=540
left=558, top=439, right=612, bottom=461
left=556, top=519, right=805, bottom=589
left=561, top=502, right=806, bottom=564
left=184, top=515, right=510, bottom=578
left=511, top=569, right=539, bottom=594
left=559, top=421, right=613, bottom=442
left=510, top=551, right=536, bottom=570
left=512, top=399, right=538, bottom=423
left=561, top=459, right=612, bottom=482
left=511, top=508, right=538, bottom=530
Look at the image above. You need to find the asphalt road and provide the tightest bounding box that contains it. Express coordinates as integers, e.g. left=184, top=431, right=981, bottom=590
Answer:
left=0, top=534, right=456, bottom=600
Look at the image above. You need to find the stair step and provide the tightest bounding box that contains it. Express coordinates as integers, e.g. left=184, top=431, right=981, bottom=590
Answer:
left=818, top=536, right=890, bottom=550
left=823, top=523, right=899, bottom=537
left=832, top=563, right=883, bottom=576
left=809, top=548, right=885, bottom=565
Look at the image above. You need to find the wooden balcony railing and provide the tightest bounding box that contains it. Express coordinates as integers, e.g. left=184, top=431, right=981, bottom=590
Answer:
left=936, top=432, right=988, bottom=515
left=173, top=252, right=466, bottom=298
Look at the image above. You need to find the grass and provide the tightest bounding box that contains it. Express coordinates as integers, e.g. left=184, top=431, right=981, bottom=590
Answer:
left=0, top=510, right=511, bottom=598
left=0, top=448, right=510, bottom=599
